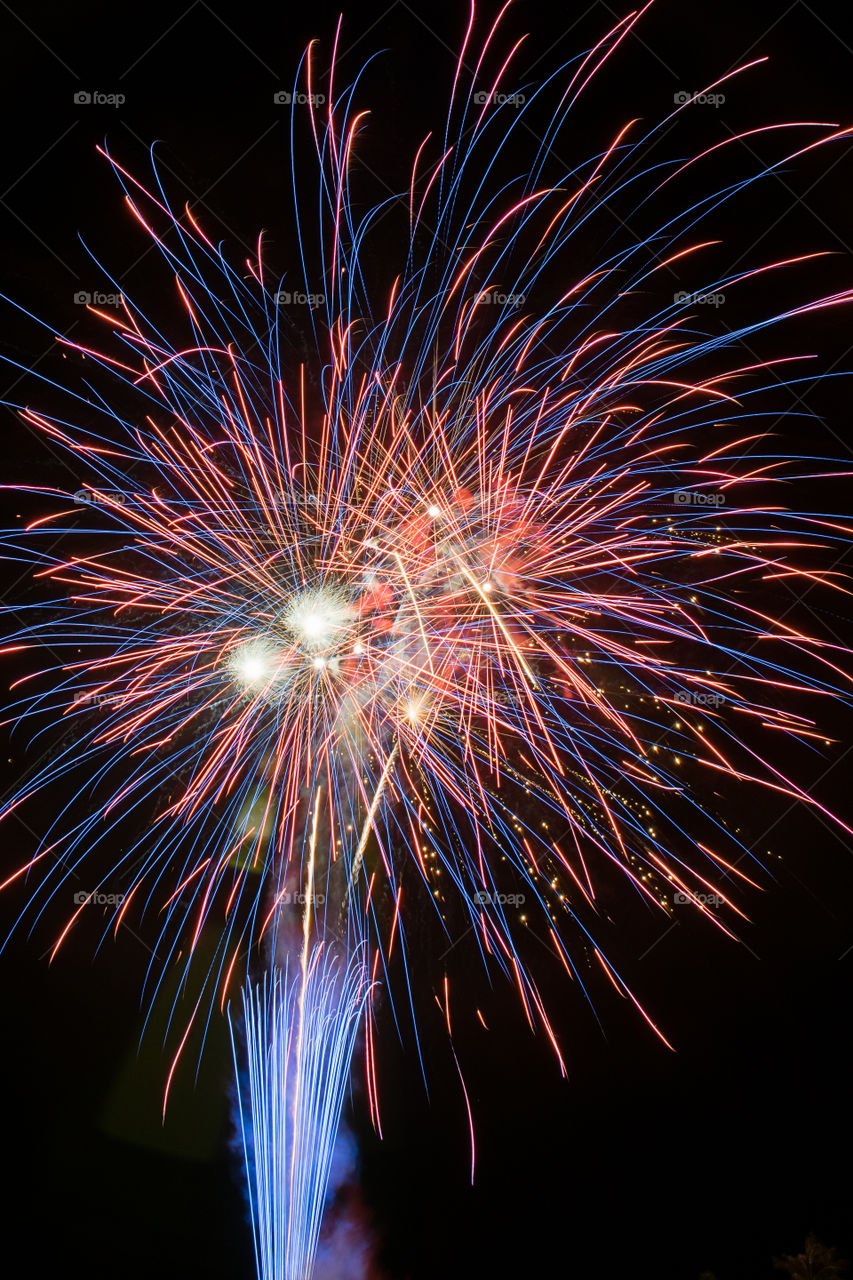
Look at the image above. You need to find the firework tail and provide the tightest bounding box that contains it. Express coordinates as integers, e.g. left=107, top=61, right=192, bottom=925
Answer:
left=230, top=946, right=370, bottom=1280
left=231, top=785, right=376, bottom=1280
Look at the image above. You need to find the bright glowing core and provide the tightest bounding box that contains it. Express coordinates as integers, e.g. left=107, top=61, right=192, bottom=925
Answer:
left=301, top=614, right=325, bottom=638
left=285, top=588, right=351, bottom=653
left=228, top=638, right=282, bottom=690
left=241, top=656, right=266, bottom=681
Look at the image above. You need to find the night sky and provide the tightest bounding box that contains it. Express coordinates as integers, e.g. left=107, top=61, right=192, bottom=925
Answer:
left=1, top=2, right=852, bottom=1277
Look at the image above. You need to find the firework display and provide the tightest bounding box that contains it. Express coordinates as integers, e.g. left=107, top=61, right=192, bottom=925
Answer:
left=1, top=4, right=851, bottom=1276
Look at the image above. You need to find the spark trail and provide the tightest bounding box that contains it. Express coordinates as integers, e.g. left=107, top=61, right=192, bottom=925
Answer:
left=230, top=948, right=371, bottom=1280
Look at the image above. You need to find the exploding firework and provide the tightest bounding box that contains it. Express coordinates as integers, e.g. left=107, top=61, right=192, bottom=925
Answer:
left=1, top=5, right=852, bottom=1266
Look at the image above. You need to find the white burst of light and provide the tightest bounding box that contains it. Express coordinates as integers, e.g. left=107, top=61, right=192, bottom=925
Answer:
left=285, top=588, right=352, bottom=653
left=228, top=638, right=284, bottom=691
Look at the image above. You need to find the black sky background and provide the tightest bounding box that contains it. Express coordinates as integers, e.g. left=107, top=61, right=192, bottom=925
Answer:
left=1, top=2, right=853, bottom=1277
